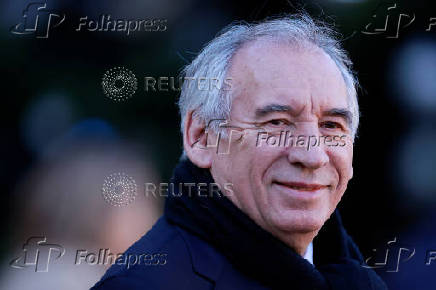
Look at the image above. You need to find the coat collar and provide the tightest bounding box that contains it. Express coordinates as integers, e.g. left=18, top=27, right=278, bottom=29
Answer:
left=176, top=226, right=225, bottom=282
left=177, top=226, right=268, bottom=289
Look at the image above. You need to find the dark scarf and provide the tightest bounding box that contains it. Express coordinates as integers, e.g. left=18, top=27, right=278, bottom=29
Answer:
left=164, top=159, right=387, bottom=290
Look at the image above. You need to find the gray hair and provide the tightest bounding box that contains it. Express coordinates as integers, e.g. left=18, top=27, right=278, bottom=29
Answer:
left=178, top=13, right=359, bottom=153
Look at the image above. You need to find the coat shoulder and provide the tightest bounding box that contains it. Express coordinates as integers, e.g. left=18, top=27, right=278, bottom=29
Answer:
left=91, top=217, right=213, bottom=290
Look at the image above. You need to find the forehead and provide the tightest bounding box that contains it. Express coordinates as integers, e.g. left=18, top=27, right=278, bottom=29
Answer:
left=227, top=40, right=348, bottom=117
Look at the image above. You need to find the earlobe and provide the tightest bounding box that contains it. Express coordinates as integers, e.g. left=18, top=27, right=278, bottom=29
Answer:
left=183, top=111, right=213, bottom=168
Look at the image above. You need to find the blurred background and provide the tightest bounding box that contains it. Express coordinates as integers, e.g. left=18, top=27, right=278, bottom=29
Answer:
left=0, top=0, right=435, bottom=289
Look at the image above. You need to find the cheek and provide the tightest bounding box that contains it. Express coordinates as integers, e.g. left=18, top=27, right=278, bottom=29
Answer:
left=214, top=131, right=271, bottom=185
left=237, top=133, right=284, bottom=201
left=249, top=137, right=289, bottom=186
left=231, top=130, right=282, bottom=164
left=327, top=141, right=353, bottom=191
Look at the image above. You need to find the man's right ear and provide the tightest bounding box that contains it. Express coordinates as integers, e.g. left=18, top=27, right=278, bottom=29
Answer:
left=183, top=111, right=213, bottom=168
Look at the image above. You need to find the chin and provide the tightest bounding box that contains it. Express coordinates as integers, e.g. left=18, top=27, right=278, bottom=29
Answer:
left=270, top=209, right=326, bottom=233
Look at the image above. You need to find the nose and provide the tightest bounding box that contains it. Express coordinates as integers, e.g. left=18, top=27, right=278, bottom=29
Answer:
left=287, top=123, right=329, bottom=170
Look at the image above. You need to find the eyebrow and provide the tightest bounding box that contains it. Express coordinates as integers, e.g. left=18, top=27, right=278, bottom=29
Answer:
left=323, top=108, right=353, bottom=128
left=255, top=104, right=353, bottom=127
left=255, top=104, right=293, bottom=117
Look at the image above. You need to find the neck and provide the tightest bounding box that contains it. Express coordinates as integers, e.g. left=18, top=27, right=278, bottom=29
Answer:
left=221, top=179, right=319, bottom=257
left=273, top=230, right=317, bottom=256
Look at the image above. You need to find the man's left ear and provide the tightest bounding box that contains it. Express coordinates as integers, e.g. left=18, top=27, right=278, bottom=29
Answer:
left=183, top=110, right=213, bottom=168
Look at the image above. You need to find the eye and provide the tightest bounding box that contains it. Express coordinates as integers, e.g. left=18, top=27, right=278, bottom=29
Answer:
left=320, top=121, right=343, bottom=130
left=255, top=119, right=291, bottom=134
left=267, top=119, right=288, bottom=126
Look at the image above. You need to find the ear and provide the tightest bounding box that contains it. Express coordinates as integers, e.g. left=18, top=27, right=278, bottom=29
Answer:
left=183, top=110, right=213, bottom=168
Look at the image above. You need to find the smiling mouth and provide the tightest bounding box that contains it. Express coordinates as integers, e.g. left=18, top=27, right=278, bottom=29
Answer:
left=273, top=181, right=328, bottom=192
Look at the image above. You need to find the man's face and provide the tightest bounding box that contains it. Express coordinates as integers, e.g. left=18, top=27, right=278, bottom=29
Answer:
left=210, top=41, right=354, bottom=236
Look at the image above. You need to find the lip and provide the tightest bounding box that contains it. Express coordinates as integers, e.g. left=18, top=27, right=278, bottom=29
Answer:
left=272, top=181, right=329, bottom=200
left=274, top=181, right=329, bottom=192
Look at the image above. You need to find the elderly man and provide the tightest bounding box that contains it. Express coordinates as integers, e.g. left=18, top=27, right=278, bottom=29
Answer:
left=93, top=14, right=387, bottom=290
